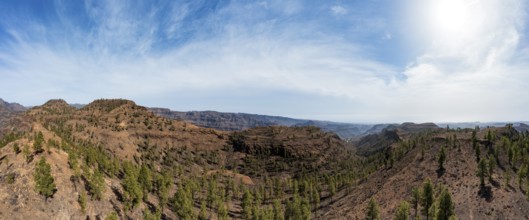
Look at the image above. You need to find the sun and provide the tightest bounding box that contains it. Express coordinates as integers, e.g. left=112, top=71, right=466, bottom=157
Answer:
left=427, top=0, right=483, bottom=43
left=432, top=0, right=469, bottom=34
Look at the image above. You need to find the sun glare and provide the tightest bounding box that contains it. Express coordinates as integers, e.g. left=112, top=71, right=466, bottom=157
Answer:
left=432, top=0, right=469, bottom=34
left=422, top=0, right=486, bottom=48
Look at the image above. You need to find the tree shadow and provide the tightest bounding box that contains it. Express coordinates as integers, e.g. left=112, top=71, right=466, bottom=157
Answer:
left=490, top=179, right=500, bottom=188
left=111, top=186, right=124, bottom=203
left=436, top=168, right=445, bottom=178
left=478, top=185, right=493, bottom=202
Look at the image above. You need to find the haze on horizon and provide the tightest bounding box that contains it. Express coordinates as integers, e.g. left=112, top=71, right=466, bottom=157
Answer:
left=1, top=0, right=528, bottom=123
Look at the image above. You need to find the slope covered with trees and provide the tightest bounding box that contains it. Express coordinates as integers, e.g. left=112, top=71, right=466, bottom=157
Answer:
left=0, top=98, right=528, bottom=219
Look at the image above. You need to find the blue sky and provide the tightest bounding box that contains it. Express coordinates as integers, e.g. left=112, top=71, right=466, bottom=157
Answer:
left=1, top=0, right=528, bottom=123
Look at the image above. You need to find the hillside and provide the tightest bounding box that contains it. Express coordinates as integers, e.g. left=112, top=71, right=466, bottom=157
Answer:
left=150, top=108, right=374, bottom=139
left=0, top=98, right=528, bottom=219
left=0, top=98, right=26, bottom=112
left=0, top=98, right=359, bottom=219
left=319, top=125, right=529, bottom=219
left=0, top=99, right=28, bottom=137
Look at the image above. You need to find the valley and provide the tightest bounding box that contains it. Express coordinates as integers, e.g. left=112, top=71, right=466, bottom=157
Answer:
left=0, top=98, right=528, bottom=219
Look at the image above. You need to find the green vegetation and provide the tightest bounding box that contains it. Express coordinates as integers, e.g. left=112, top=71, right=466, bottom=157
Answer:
left=438, top=146, right=446, bottom=171
left=488, top=156, right=495, bottom=183
left=6, top=173, right=15, bottom=184
left=394, top=201, right=410, bottom=220
left=78, top=189, right=87, bottom=213
left=421, top=178, right=434, bottom=220
left=87, top=168, right=106, bottom=200
left=435, top=188, right=455, bottom=220
left=477, top=158, right=487, bottom=187
left=173, top=183, right=195, bottom=220
left=13, top=143, right=20, bottom=154
left=285, top=194, right=310, bottom=220
left=19, top=99, right=529, bottom=219
left=199, top=200, right=208, bottom=220
left=411, top=186, right=420, bottom=217
left=143, top=208, right=161, bottom=220
left=122, top=162, right=143, bottom=210
left=105, top=212, right=118, bottom=220
left=34, top=157, right=56, bottom=199
left=0, top=132, right=23, bottom=148
left=365, top=198, right=380, bottom=220
left=33, top=131, right=44, bottom=154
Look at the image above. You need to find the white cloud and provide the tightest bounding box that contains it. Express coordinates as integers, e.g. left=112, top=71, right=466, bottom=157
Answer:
left=0, top=0, right=527, bottom=123
left=0, top=1, right=398, bottom=118
left=331, top=5, right=347, bottom=15
left=397, top=0, right=529, bottom=122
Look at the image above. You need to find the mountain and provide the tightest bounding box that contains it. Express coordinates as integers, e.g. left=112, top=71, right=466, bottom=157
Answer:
left=319, top=126, right=529, bottom=219
left=0, top=98, right=26, bottom=112
left=0, top=98, right=357, bottom=219
left=515, top=123, right=529, bottom=132
left=354, top=122, right=440, bottom=156
left=149, top=108, right=375, bottom=139
left=438, top=121, right=529, bottom=130
left=0, top=99, right=28, bottom=137
left=1, top=98, right=528, bottom=219
left=149, top=108, right=298, bottom=130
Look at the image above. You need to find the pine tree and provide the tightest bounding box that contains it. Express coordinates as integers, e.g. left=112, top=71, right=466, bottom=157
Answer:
left=301, top=196, right=311, bottom=220
left=217, top=202, right=229, bottom=220
left=365, top=198, right=380, bottom=220
left=138, top=164, right=153, bottom=200
left=78, top=189, right=87, bottom=213
left=155, top=171, right=171, bottom=209
left=173, top=186, right=194, bottom=220
left=242, top=189, right=253, bottom=219
left=199, top=200, right=208, bottom=220
left=105, top=212, right=118, bottom=220
left=122, top=164, right=143, bottom=210
left=508, top=146, right=514, bottom=165
left=88, top=168, right=106, bottom=200
left=33, top=131, right=44, bottom=154
left=477, top=158, right=487, bottom=187
left=475, top=145, right=481, bottom=162
left=435, top=188, right=455, bottom=220
left=273, top=199, right=284, bottom=220
left=13, top=143, right=20, bottom=154
left=411, top=186, right=420, bottom=217
left=488, top=156, right=496, bottom=183
left=143, top=208, right=161, bottom=220
left=68, top=151, right=81, bottom=183
left=34, top=157, right=57, bottom=200
left=421, top=178, right=434, bottom=220
left=23, top=144, right=32, bottom=163
left=438, top=146, right=446, bottom=171
left=394, top=201, right=410, bottom=220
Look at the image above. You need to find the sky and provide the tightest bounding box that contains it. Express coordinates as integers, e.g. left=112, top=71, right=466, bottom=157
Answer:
left=0, top=0, right=528, bottom=123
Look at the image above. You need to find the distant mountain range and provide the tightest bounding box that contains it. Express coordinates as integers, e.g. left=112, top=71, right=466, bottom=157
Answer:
left=149, top=108, right=382, bottom=139
left=0, top=98, right=26, bottom=112
left=1, top=98, right=527, bottom=139
left=2, top=98, right=529, bottom=219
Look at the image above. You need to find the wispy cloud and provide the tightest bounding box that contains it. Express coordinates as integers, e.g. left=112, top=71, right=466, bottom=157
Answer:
left=0, top=0, right=527, bottom=122
left=331, top=5, right=347, bottom=15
